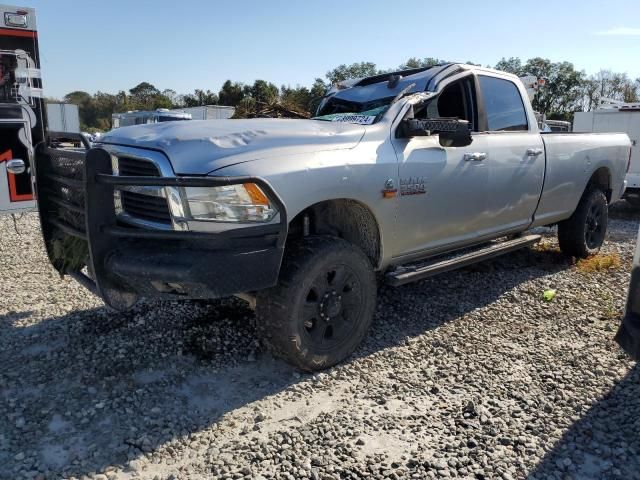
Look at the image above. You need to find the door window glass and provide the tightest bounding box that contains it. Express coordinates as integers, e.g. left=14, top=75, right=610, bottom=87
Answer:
left=479, top=76, right=528, bottom=131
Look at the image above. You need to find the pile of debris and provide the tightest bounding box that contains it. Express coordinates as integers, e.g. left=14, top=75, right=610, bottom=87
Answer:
left=233, top=100, right=310, bottom=120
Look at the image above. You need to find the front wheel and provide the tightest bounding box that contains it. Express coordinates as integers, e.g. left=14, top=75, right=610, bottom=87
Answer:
left=558, top=188, right=608, bottom=258
left=256, top=236, right=377, bottom=371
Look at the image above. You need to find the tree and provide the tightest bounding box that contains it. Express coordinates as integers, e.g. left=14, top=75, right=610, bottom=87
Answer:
left=161, top=88, right=179, bottom=106
left=280, top=84, right=312, bottom=113
left=128, top=82, right=161, bottom=110
left=520, top=58, right=585, bottom=120
left=583, top=70, right=639, bottom=108
left=398, top=57, right=444, bottom=70
left=325, top=62, right=378, bottom=84
left=218, top=80, right=246, bottom=106
left=182, top=89, right=219, bottom=107
left=494, top=57, right=523, bottom=75
left=63, top=91, right=96, bottom=129
left=250, top=80, right=279, bottom=104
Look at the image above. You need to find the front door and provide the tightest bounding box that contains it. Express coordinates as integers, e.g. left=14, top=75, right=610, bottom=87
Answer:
left=391, top=76, right=491, bottom=258
left=392, top=134, right=490, bottom=257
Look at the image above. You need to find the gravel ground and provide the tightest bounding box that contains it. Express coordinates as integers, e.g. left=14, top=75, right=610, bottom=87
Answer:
left=0, top=204, right=639, bottom=480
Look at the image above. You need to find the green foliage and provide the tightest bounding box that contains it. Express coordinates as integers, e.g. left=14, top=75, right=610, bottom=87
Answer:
left=494, top=57, right=523, bottom=75
left=182, top=89, right=218, bottom=107
left=218, top=80, right=246, bottom=107
left=398, top=57, right=445, bottom=70
left=325, top=62, right=379, bottom=84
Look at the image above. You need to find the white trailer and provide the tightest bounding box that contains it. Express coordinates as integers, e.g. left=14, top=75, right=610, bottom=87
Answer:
left=574, top=104, right=639, bottom=205
left=170, top=105, right=235, bottom=120
left=46, top=102, right=79, bottom=133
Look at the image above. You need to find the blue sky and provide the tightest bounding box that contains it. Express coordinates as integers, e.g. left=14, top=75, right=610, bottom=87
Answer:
left=25, top=0, right=640, bottom=98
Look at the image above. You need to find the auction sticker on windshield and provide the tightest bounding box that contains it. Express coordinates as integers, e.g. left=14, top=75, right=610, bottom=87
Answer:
left=315, top=113, right=377, bottom=125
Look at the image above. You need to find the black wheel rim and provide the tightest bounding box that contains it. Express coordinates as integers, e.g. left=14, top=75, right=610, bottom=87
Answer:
left=301, top=264, right=364, bottom=352
left=585, top=202, right=606, bottom=249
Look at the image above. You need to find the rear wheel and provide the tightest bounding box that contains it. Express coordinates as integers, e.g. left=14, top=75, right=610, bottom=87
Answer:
left=558, top=188, right=608, bottom=258
left=256, top=236, right=377, bottom=371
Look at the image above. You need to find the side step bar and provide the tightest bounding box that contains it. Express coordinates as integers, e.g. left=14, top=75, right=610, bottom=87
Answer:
left=386, top=234, right=541, bottom=287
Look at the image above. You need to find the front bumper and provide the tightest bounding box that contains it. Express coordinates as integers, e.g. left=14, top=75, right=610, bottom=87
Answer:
left=35, top=137, right=287, bottom=310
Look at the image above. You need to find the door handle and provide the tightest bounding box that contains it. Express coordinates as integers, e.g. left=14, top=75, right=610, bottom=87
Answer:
left=463, top=152, right=487, bottom=162
left=6, top=159, right=26, bottom=174
left=526, top=148, right=543, bottom=157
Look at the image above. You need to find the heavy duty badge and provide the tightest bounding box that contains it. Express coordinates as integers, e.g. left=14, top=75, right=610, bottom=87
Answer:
left=400, top=177, right=426, bottom=196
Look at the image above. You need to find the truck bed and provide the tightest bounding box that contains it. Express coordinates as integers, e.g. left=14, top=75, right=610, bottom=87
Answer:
left=532, top=132, right=630, bottom=227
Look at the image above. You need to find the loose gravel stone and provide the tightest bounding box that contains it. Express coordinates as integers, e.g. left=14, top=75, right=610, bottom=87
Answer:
left=0, top=205, right=639, bottom=479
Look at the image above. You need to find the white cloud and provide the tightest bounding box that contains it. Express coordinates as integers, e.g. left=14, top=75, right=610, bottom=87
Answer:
left=595, top=27, right=640, bottom=36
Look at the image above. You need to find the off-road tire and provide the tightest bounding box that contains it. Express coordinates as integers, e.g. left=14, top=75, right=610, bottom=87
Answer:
left=558, top=188, right=608, bottom=258
left=256, top=236, right=377, bottom=371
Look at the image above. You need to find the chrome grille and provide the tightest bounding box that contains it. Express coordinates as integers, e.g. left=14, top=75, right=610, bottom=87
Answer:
left=116, top=157, right=172, bottom=225
left=121, top=191, right=171, bottom=224
left=118, top=156, right=162, bottom=177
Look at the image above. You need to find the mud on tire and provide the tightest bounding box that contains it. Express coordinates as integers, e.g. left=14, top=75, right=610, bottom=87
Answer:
left=256, top=236, right=377, bottom=371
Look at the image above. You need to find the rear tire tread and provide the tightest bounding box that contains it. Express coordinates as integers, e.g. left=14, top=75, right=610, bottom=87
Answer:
left=558, top=188, right=608, bottom=258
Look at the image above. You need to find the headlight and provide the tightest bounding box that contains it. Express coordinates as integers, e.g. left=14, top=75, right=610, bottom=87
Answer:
left=183, top=183, right=277, bottom=223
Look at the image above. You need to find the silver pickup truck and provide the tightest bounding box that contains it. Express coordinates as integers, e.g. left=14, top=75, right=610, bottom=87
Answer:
left=36, top=64, right=631, bottom=370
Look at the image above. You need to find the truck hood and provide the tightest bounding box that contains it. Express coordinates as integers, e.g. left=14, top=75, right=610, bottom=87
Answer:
left=99, top=118, right=366, bottom=174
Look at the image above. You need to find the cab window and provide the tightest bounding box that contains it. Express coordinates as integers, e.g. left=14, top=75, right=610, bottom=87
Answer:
left=479, top=76, right=528, bottom=131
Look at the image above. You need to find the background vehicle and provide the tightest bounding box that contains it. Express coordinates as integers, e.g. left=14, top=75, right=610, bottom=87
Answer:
left=0, top=4, right=42, bottom=215
left=574, top=101, right=639, bottom=206
left=169, top=105, right=235, bottom=120
left=545, top=119, right=572, bottom=132
left=111, top=109, right=191, bottom=129
left=616, top=228, right=640, bottom=360
left=35, top=63, right=631, bottom=370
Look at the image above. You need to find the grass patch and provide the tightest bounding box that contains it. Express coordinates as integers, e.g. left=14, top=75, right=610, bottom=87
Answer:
left=576, top=253, right=621, bottom=273
left=51, top=233, right=89, bottom=273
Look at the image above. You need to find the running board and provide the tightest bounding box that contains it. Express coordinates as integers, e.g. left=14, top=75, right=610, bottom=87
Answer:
left=386, top=234, right=541, bottom=287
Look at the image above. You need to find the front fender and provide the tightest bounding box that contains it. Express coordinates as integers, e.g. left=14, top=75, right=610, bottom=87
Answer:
left=212, top=143, right=399, bottom=269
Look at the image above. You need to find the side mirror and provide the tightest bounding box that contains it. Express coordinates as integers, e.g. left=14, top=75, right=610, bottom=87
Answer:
left=438, top=129, right=473, bottom=148
left=398, top=118, right=473, bottom=148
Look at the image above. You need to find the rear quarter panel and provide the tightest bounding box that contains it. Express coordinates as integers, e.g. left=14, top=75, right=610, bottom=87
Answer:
left=532, top=133, right=630, bottom=227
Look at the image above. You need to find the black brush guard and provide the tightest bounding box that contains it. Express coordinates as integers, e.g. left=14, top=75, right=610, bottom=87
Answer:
left=35, top=133, right=288, bottom=310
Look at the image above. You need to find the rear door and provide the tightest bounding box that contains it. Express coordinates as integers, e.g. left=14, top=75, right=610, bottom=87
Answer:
left=476, top=75, right=545, bottom=233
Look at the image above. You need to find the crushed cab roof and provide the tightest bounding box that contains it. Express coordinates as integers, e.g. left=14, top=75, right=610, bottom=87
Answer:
left=327, top=63, right=462, bottom=104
